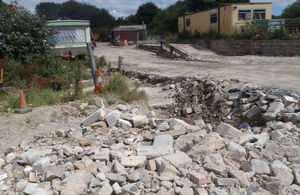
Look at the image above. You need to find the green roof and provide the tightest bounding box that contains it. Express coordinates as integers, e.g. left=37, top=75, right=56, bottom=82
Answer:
left=47, top=20, right=90, bottom=27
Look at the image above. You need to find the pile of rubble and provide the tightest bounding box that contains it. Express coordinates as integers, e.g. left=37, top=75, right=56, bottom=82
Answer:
left=172, top=77, right=300, bottom=127
left=1, top=95, right=300, bottom=195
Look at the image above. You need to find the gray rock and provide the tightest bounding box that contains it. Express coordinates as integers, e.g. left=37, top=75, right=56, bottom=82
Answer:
left=96, top=172, right=106, bottom=181
left=163, top=151, right=192, bottom=169
left=81, top=108, right=106, bottom=127
left=292, top=164, right=300, bottom=185
left=157, top=122, right=170, bottom=132
left=243, top=159, right=270, bottom=175
left=122, top=183, right=141, bottom=195
left=245, top=105, right=262, bottom=119
left=23, top=183, right=38, bottom=194
left=179, top=186, right=193, bottom=195
left=98, top=183, right=113, bottom=195
left=217, top=122, right=244, bottom=143
left=263, top=102, right=285, bottom=120
left=203, top=154, right=227, bottom=176
left=131, top=115, right=149, bottom=127
left=105, top=173, right=126, bottom=184
left=168, top=118, right=190, bottom=130
left=227, top=142, right=246, bottom=161
left=32, top=188, right=51, bottom=195
left=106, top=110, right=121, bottom=127
left=264, top=177, right=285, bottom=194
left=270, top=160, right=294, bottom=185
left=228, top=169, right=250, bottom=187
left=116, top=104, right=127, bottom=111
left=112, top=182, right=122, bottom=194
left=118, top=119, right=132, bottom=129
left=33, top=157, right=51, bottom=172
left=137, top=134, right=174, bottom=157
left=17, top=149, right=52, bottom=165
left=45, top=165, right=65, bottom=181
left=61, top=170, right=93, bottom=195
left=215, top=178, right=239, bottom=187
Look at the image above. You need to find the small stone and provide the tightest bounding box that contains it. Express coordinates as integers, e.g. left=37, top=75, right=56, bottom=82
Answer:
left=282, top=96, right=298, bottom=106
left=121, top=156, right=146, bottom=167
left=228, top=169, right=250, bottom=187
left=45, top=165, right=65, bottom=181
left=98, top=183, right=113, bottom=195
left=157, top=122, right=170, bottom=132
left=227, top=142, right=246, bottom=160
left=0, top=173, right=7, bottom=181
left=131, top=115, right=149, bottom=127
left=122, top=183, right=140, bottom=195
left=137, top=135, right=174, bottom=157
left=32, top=188, right=50, bottom=195
left=24, top=183, right=38, bottom=194
left=112, top=182, right=122, bottom=194
left=263, top=102, right=285, bottom=120
left=63, top=146, right=74, bottom=157
left=28, top=171, right=38, bottom=183
left=215, top=178, right=239, bottom=186
left=118, top=119, right=132, bottom=129
left=147, top=159, right=156, bottom=171
left=105, top=173, right=126, bottom=183
left=55, top=130, right=66, bottom=137
left=96, top=148, right=110, bottom=162
left=73, top=161, right=84, bottom=170
left=189, top=171, right=211, bottom=185
left=6, top=152, right=16, bottom=162
left=24, top=166, right=33, bottom=176
left=81, top=108, right=106, bottom=127
left=96, top=172, right=106, bottom=181
left=163, top=151, right=192, bottom=169
left=61, top=170, right=93, bottom=195
left=33, top=157, right=51, bottom=172
left=117, top=104, right=127, bottom=111
left=106, top=110, right=121, bottom=127
left=179, top=186, right=193, bottom=195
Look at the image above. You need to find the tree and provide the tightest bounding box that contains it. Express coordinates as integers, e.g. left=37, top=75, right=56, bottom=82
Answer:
left=35, top=0, right=114, bottom=28
left=35, top=2, right=61, bottom=20
left=281, top=0, right=300, bottom=18
left=136, top=2, right=160, bottom=24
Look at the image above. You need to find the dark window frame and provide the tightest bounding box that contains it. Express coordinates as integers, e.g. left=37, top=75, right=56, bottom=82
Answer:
left=253, top=9, right=266, bottom=20
left=186, top=19, right=191, bottom=27
left=238, top=9, right=251, bottom=21
left=210, top=13, right=217, bottom=24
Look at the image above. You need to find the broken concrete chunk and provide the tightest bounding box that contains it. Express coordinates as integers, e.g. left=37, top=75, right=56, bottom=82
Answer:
left=168, top=118, right=190, bottom=130
left=112, top=182, right=122, bottom=194
left=203, top=154, right=227, bottom=176
left=61, top=170, right=93, bottom=195
left=137, top=135, right=174, bottom=157
left=227, top=142, right=246, bottom=161
left=121, top=156, right=146, bottom=167
left=242, top=159, right=271, bottom=175
left=217, top=122, right=243, bottom=143
left=81, top=108, right=106, bottom=127
left=45, top=165, right=65, bottom=181
left=263, top=102, right=285, bottom=121
left=118, top=118, right=132, bottom=129
left=131, top=115, right=149, bottom=127
left=157, top=122, right=170, bottom=132
left=163, top=151, right=192, bottom=169
left=23, top=183, right=38, bottom=194
left=292, top=164, right=300, bottom=185
left=33, top=157, right=51, bottom=172
left=270, top=160, right=294, bottom=185
left=189, top=171, right=212, bottom=185
left=106, top=110, right=121, bottom=127
left=215, top=178, right=239, bottom=187
left=282, top=96, right=298, bottom=106
left=98, top=183, right=113, bottom=195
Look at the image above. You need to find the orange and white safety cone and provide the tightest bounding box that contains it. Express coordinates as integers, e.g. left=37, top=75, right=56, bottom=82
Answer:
left=15, top=90, right=32, bottom=114
left=94, top=69, right=103, bottom=94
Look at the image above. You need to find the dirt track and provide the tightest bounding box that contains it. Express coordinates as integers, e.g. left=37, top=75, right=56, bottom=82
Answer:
left=95, top=42, right=300, bottom=93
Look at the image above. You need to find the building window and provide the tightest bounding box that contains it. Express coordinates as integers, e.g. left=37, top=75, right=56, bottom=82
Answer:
left=186, top=19, right=191, bottom=27
left=210, top=14, right=217, bottom=24
left=238, top=10, right=251, bottom=21
left=253, top=9, right=266, bottom=20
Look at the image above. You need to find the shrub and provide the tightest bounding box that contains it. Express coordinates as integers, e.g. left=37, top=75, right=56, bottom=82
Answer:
left=103, top=74, right=147, bottom=103
left=0, top=5, right=52, bottom=64
left=229, top=24, right=270, bottom=40
left=271, top=29, right=291, bottom=40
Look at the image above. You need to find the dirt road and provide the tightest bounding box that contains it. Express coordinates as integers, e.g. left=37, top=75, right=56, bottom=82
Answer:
left=95, top=42, right=300, bottom=92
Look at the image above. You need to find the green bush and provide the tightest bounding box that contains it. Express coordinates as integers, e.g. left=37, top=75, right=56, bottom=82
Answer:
left=271, top=29, right=291, bottom=40
left=228, top=24, right=270, bottom=40
left=103, top=74, right=147, bottom=103
left=0, top=6, right=52, bottom=64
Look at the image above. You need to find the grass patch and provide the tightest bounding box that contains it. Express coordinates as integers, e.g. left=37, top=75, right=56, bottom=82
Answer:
left=0, top=88, right=87, bottom=113
left=103, top=74, right=147, bottom=103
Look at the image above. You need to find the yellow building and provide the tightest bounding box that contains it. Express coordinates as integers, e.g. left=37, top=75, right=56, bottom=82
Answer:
left=178, top=2, right=272, bottom=35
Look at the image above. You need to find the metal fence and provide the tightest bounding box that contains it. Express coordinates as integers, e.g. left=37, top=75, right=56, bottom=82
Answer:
left=253, top=18, right=300, bottom=34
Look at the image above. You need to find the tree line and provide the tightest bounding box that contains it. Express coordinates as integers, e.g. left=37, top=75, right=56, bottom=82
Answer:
left=35, top=0, right=300, bottom=35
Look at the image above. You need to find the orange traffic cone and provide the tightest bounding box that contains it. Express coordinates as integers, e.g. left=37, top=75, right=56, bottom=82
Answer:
left=15, top=90, right=32, bottom=114
left=124, top=40, right=128, bottom=46
left=94, top=69, right=103, bottom=94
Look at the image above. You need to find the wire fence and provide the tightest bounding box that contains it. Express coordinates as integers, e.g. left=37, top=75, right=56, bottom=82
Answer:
left=253, top=18, right=300, bottom=34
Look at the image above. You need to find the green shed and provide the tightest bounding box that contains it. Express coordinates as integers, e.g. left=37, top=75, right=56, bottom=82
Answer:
left=47, top=20, right=91, bottom=56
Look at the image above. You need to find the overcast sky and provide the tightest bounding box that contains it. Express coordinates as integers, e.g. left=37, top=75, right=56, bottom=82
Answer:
left=3, top=0, right=297, bottom=17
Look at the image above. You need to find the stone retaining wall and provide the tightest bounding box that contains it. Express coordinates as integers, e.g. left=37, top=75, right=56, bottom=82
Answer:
left=195, top=40, right=300, bottom=56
